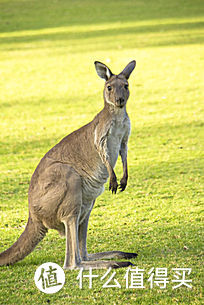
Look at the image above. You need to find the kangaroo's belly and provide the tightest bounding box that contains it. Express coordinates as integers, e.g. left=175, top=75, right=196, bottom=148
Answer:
left=108, top=138, right=122, bottom=168
left=79, top=165, right=108, bottom=223
left=81, top=168, right=108, bottom=202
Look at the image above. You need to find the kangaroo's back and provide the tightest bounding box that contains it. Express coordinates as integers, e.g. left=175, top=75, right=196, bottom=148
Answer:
left=29, top=107, right=111, bottom=191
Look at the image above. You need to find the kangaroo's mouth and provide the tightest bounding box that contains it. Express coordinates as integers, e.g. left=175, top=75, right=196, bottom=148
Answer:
left=116, top=103, right=125, bottom=108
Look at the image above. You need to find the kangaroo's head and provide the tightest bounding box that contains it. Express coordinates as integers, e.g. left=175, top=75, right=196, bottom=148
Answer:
left=94, top=60, right=136, bottom=109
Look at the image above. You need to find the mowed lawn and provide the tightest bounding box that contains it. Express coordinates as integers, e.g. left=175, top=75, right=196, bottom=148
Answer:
left=0, top=0, right=203, bottom=304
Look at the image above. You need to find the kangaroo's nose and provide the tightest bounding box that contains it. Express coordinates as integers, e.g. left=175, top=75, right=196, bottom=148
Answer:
left=117, top=98, right=125, bottom=105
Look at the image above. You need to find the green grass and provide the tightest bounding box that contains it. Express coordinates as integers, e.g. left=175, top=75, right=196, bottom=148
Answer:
left=0, top=0, right=203, bottom=304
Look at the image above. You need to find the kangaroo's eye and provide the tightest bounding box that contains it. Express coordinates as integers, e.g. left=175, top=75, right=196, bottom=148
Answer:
left=124, top=84, right=128, bottom=90
left=107, top=85, right=112, bottom=91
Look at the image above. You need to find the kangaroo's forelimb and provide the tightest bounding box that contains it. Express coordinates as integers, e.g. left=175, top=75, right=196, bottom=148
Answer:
left=119, top=132, right=129, bottom=191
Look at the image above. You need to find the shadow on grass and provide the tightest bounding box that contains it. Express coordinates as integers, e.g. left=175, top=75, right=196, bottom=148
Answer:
left=0, top=0, right=204, bottom=55
left=1, top=21, right=204, bottom=43
left=0, top=20, right=203, bottom=53
left=0, top=0, right=203, bottom=33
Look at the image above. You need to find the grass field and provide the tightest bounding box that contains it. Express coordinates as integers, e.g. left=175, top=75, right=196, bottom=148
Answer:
left=0, top=0, right=203, bottom=304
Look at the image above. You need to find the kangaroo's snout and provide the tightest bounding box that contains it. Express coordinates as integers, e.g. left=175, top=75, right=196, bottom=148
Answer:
left=116, top=97, right=125, bottom=108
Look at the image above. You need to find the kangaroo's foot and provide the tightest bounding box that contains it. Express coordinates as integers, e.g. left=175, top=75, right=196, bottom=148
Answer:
left=63, top=260, right=134, bottom=270
left=87, top=251, right=138, bottom=261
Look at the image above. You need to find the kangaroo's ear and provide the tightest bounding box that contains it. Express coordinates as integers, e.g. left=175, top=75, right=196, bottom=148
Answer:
left=94, top=61, right=113, bottom=81
left=119, top=60, right=136, bottom=79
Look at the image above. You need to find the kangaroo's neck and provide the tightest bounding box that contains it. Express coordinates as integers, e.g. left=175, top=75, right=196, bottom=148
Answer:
left=103, top=100, right=128, bottom=120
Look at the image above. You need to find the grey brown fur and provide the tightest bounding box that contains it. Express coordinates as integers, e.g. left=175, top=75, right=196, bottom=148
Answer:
left=0, top=60, right=137, bottom=269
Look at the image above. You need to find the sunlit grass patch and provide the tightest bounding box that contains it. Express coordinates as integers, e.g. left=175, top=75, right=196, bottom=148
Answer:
left=0, top=0, right=203, bottom=304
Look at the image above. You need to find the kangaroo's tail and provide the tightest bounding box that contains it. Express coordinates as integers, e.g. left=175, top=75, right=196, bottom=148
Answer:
left=0, top=216, right=47, bottom=266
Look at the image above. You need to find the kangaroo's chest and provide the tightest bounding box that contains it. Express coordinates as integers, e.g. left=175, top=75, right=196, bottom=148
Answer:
left=80, top=114, right=130, bottom=211
left=107, top=117, right=130, bottom=167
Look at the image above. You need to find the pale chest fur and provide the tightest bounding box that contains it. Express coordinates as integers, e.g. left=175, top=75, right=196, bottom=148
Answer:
left=107, top=115, right=130, bottom=168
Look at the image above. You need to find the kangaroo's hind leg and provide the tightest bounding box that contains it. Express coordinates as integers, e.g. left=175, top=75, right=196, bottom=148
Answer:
left=78, top=201, right=137, bottom=269
left=78, top=205, right=93, bottom=261
left=60, top=168, right=135, bottom=270
left=58, top=167, right=83, bottom=270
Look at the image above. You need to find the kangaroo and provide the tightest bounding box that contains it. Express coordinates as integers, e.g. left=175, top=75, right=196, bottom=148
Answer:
left=0, top=60, right=137, bottom=269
